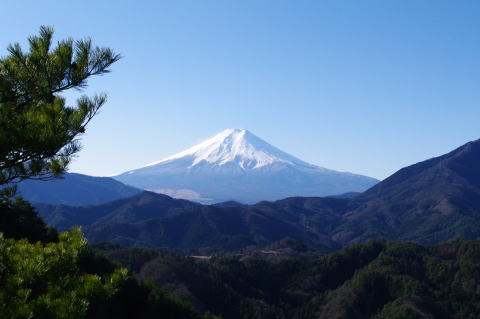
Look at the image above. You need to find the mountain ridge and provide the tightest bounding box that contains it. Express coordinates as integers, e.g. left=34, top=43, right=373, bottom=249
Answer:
left=37, top=138, right=480, bottom=252
left=333, top=138, right=480, bottom=244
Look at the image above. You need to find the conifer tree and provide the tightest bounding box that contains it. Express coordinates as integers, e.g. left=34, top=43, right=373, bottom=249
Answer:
left=0, top=26, right=120, bottom=186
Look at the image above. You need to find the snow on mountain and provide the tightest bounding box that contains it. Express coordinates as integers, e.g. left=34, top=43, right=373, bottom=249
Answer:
left=142, top=129, right=313, bottom=170
left=114, top=129, right=379, bottom=203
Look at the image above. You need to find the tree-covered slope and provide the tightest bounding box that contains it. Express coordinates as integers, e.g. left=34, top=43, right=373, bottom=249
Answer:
left=100, top=238, right=480, bottom=319
left=36, top=191, right=200, bottom=232
left=85, top=204, right=336, bottom=251
left=39, top=192, right=348, bottom=252
left=333, top=138, right=480, bottom=245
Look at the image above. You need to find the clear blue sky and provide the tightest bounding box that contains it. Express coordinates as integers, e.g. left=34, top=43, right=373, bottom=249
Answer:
left=2, top=1, right=479, bottom=180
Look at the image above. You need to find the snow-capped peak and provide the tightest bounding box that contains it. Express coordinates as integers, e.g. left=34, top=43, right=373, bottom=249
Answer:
left=114, top=129, right=379, bottom=203
left=144, top=128, right=313, bottom=170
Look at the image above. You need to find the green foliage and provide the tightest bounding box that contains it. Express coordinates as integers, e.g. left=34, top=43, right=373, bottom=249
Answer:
left=0, top=228, right=127, bottom=319
left=0, top=26, right=120, bottom=185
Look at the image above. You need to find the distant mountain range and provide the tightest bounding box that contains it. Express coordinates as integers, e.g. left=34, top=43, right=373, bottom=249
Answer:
left=17, top=173, right=141, bottom=206
left=113, top=129, right=379, bottom=203
left=36, top=138, right=480, bottom=252
left=36, top=191, right=342, bottom=251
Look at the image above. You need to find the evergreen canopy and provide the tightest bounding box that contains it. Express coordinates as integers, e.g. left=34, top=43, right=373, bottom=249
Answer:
left=0, top=26, right=120, bottom=186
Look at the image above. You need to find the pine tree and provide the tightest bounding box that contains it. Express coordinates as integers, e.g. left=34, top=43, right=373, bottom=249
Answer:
left=0, top=26, right=120, bottom=187
left=0, top=27, right=130, bottom=319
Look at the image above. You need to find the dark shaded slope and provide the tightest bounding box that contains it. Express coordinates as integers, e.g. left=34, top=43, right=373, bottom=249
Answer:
left=36, top=191, right=199, bottom=232
left=332, top=139, right=480, bottom=245
left=255, top=196, right=352, bottom=233
left=85, top=201, right=341, bottom=251
left=38, top=193, right=347, bottom=252
left=18, top=172, right=141, bottom=206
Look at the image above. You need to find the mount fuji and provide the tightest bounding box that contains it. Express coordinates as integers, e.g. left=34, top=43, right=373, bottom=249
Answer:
left=113, top=129, right=378, bottom=203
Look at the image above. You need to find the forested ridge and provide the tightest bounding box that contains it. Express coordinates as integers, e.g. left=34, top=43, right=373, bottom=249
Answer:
left=4, top=197, right=480, bottom=318
left=97, top=237, right=480, bottom=319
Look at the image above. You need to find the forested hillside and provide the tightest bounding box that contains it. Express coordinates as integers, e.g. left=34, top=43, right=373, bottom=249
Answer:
left=0, top=199, right=217, bottom=318
left=4, top=195, right=480, bottom=318
left=98, top=238, right=480, bottom=319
